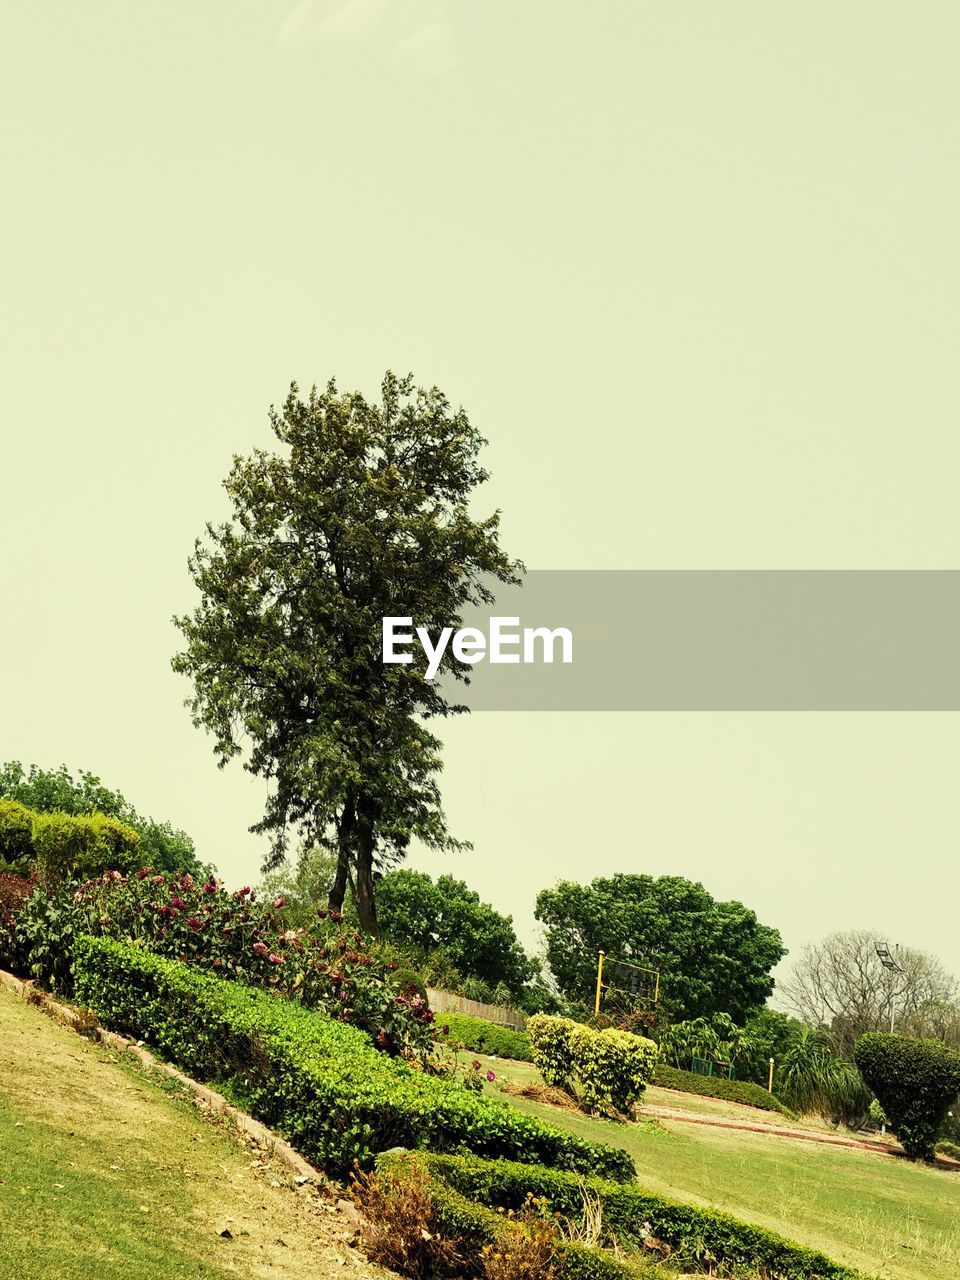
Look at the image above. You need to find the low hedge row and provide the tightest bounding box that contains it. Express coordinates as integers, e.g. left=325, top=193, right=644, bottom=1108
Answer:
left=73, top=936, right=634, bottom=1181
left=439, top=1012, right=532, bottom=1061
left=377, top=1151, right=655, bottom=1280
left=0, top=798, right=140, bottom=880
left=654, top=1063, right=796, bottom=1117
left=402, top=1151, right=862, bottom=1280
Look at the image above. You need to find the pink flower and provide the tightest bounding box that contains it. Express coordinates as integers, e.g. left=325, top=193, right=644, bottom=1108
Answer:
left=252, top=942, right=268, bottom=957
left=268, top=953, right=283, bottom=965
left=136, top=868, right=151, bottom=880
left=486, top=1071, right=496, bottom=1082
left=169, top=897, right=187, bottom=910
left=238, top=886, right=251, bottom=897
left=186, top=917, right=203, bottom=930
left=272, top=896, right=285, bottom=909
left=152, top=875, right=165, bottom=885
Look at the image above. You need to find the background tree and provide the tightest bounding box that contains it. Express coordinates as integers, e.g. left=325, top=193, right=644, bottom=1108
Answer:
left=375, top=868, right=537, bottom=997
left=0, top=761, right=201, bottom=876
left=173, top=373, right=521, bottom=935
left=535, top=873, right=785, bottom=1025
left=778, top=930, right=958, bottom=1057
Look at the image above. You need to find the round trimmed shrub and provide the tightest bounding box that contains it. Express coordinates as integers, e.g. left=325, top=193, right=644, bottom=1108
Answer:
left=569, top=1025, right=658, bottom=1114
left=855, top=1032, right=960, bottom=1161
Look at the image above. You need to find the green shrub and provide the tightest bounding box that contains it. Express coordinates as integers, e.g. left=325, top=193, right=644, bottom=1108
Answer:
left=74, top=936, right=635, bottom=1182
left=396, top=1151, right=861, bottom=1280
left=936, top=1139, right=960, bottom=1161
left=0, top=800, right=34, bottom=872
left=440, top=1012, right=532, bottom=1061
left=569, top=1026, right=658, bottom=1114
left=378, top=1152, right=652, bottom=1280
left=31, top=810, right=140, bottom=880
left=528, top=1014, right=578, bottom=1089
left=855, top=1032, right=960, bottom=1161
left=653, top=1063, right=796, bottom=1117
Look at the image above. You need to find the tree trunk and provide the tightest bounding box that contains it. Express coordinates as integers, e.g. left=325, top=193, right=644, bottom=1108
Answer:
left=328, top=800, right=355, bottom=913
left=352, top=795, right=380, bottom=938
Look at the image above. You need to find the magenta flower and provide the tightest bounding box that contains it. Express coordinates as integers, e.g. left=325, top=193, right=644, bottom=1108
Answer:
left=268, top=953, right=283, bottom=965
left=186, top=917, right=203, bottom=930
left=136, top=868, right=151, bottom=880
left=252, top=941, right=268, bottom=957
left=169, top=897, right=187, bottom=910
left=152, top=875, right=165, bottom=885
left=486, top=1070, right=496, bottom=1082
left=272, top=896, right=285, bottom=909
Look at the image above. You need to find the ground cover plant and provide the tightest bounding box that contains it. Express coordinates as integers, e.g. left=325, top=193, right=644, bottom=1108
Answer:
left=73, top=935, right=635, bottom=1181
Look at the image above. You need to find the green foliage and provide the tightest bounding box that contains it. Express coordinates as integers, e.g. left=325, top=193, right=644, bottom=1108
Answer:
left=528, top=1014, right=578, bottom=1089
left=24, top=870, right=435, bottom=1055
left=529, top=1015, right=658, bottom=1115
left=568, top=1025, right=658, bottom=1115
left=0, top=800, right=34, bottom=873
left=935, top=1139, right=960, bottom=1161
left=439, top=1013, right=532, bottom=1062
left=171, top=372, right=523, bottom=934
left=30, top=811, right=141, bottom=881
left=382, top=1151, right=862, bottom=1280
left=0, top=761, right=202, bottom=875
left=652, top=1063, right=796, bottom=1117
left=535, top=874, right=785, bottom=1024
left=74, top=937, right=635, bottom=1182
left=778, top=1027, right=872, bottom=1126
left=855, top=1032, right=960, bottom=1161
left=376, top=869, right=537, bottom=996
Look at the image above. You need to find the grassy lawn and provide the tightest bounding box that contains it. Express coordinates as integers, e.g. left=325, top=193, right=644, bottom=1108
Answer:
left=477, top=1053, right=960, bottom=1280
left=0, top=990, right=385, bottom=1280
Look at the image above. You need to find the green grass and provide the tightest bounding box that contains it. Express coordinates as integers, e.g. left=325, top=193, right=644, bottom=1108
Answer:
left=0, top=989, right=386, bottom=1280
left=479, top=1053, right=960, bottom=1280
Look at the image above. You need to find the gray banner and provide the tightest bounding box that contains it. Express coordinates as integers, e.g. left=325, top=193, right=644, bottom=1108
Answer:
left=421, top=571, right=960, bottom=710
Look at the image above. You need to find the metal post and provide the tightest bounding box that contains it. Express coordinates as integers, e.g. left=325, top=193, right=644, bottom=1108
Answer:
left=767, top=1057, right=775, bottom=1092
left=594, top=951, right=605, bottom=1017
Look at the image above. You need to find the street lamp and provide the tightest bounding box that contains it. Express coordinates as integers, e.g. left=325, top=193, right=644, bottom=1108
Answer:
left=876, top=943, right=903, bottom=1033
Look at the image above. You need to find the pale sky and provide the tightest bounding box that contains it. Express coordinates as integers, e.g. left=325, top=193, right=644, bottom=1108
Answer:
left=3, top=3, right=960, bottom=992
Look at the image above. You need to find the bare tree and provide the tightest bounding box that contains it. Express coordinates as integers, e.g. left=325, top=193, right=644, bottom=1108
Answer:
left=778, top=930, right=958, bottom=1056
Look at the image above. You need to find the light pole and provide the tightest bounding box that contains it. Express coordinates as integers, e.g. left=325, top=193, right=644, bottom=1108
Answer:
left=876, top=943, right=903, bottom=1034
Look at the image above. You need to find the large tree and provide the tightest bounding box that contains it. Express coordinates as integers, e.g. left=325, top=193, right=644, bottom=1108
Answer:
left=535, top=873, right=786, bottom=1025
left=375, top=869, right=537, bottom=995
left=173, top=373, right=521, bottom=935
left=778, top=930, right=958, bottom=1056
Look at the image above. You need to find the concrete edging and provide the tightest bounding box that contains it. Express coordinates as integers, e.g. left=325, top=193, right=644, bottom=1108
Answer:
left=0, top=967, right=323, bottom=1186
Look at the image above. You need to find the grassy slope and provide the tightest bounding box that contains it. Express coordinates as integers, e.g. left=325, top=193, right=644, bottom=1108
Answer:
left=0, top=990, right=385, bottom=1280
left=478, top=1053, right=960, bottom=1280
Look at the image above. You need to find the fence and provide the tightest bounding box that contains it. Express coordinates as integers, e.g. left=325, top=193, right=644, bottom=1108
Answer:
left=426, top=987, right=527, bottom=1029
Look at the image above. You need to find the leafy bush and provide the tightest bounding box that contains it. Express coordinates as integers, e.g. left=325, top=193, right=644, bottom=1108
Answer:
left=29, top=810, right=141, bottom=881
left=25, top=870, right=435, bottom=1055
left=0, top=800, right=34, bottom=873
left=855, top=1032, right=960, bottom=1161
left=568, top=1026, right=658, bottom=1115
left=529, top=1016, right=658, bottom=1115
left=936, top=1139, right=960, bottom=1161
left=528, top=1015, right=578, bottom=1089
left=777, top=1027, right=872, bottom=1126
left=440, top=1013, right=532, bottom=1062
left=394, top=1151, right=861, bottom=1280
left=0, top=870, right=32, bottom=970
left=74, top=937, right=636, bottom=1182
left=653, top=1063, right=796, bottom=1117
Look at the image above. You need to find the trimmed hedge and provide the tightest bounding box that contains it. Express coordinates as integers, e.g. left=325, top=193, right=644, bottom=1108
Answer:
left=855, top=1032, right=960, bottom=1161
left=377, top=1151, right=655, bottom=1280
left=529, top=1014, right=658, bottom=1114
left=0, top=800, right=141, bottom=881
left=0, top=800, right=34, bottom=871
left=400, top=1151, right=862, bottom=1280
left=654, top=1063, right=796, bottom=1117
left=439, top=1012, right=532, bottom=1061
left=73, top=936, right=634, bottom=1182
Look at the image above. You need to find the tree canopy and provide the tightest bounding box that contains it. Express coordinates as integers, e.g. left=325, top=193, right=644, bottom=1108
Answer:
left=375, top=868, right=537, bottom=996
left=172, top=372, right=521, bottom=934
left=535, top=873, right=786, bottom=1025
left=0, top=761, right=202, bottom=876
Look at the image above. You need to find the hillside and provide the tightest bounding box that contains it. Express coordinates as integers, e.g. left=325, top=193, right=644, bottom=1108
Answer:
left=0, top=989, right=386, bottom=1280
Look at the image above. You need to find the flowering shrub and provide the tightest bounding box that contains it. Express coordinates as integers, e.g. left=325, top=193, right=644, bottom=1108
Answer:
left=27, top=869, right=435, bottom=1056
left=0, top=870, right=32, bottom=971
